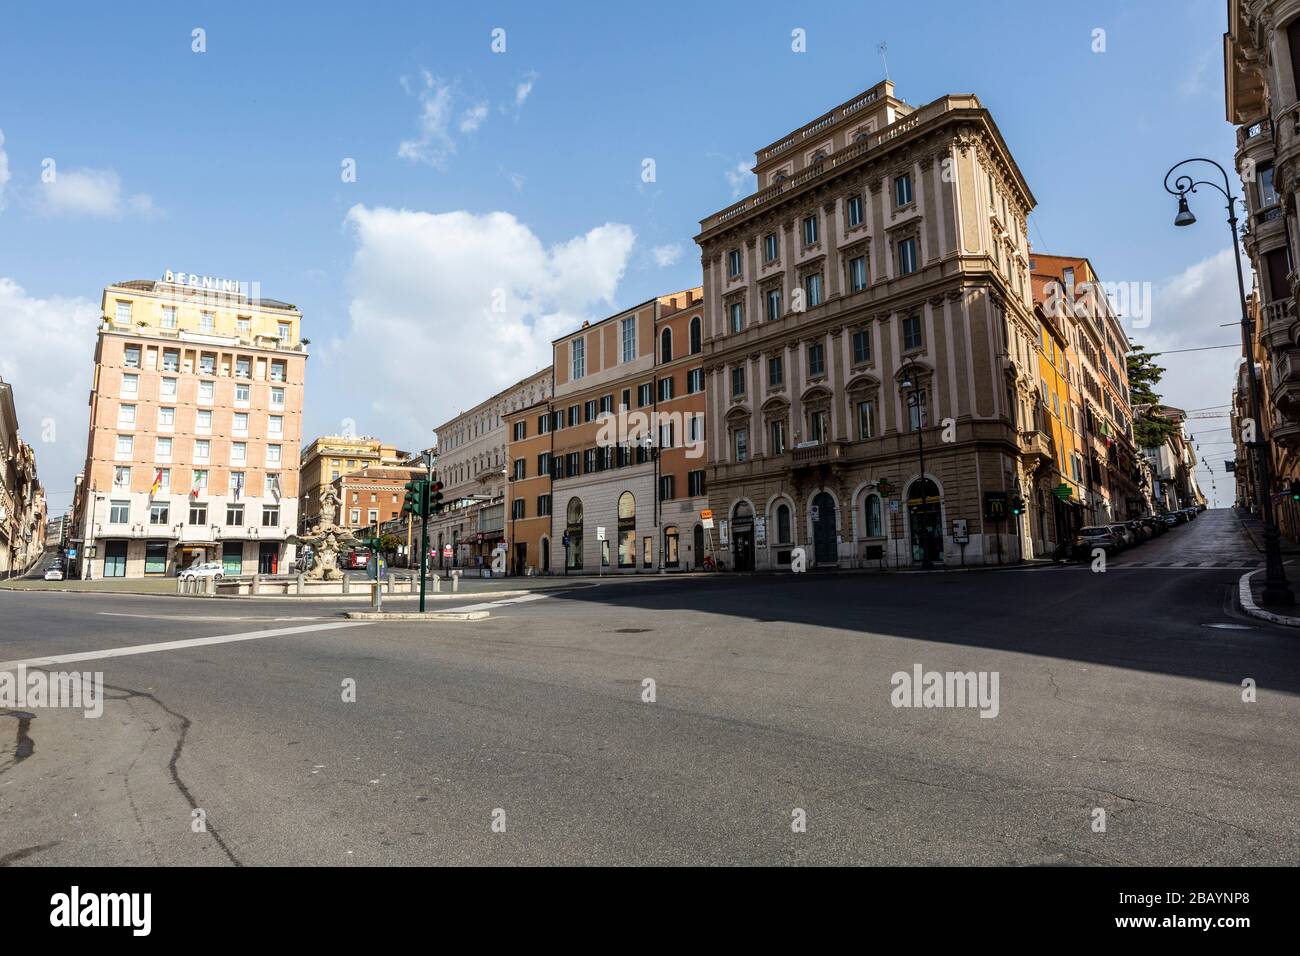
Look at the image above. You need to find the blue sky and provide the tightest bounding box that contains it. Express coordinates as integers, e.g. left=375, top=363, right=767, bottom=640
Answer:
left=0, top=0, right=1241, bottom=508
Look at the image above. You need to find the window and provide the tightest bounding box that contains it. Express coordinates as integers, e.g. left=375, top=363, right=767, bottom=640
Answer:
left=660, top=419, right=675, bottom=448
left=538, top=413, right=551, bottom=434
left=266, top=444, right=282, bottom=465
left=621, top=316, right=636, bottom=362
left=278, top=322, right=291, bottom=342
left=156, top=468, right=170, bottom=493
left=731, top=366, right=745, bottom=396
left=368, top=508, right=378, bottom=524
left=766, top=287, right=782, bottom=321
left=808, top=409, right=829, bottom=443
left=512, top=459, right=525, bottom=480
left=852, top=329, right=871, bottom=364
left=231, top=442, right=246, bottom=464
left=199, top=311, right=215, bottom=332
left=115, top=301, right=132, bottom=325
left=565, top=451, right=580, bottom=477
left=161, top=377, right=177, bottom=398
left=226, top=504, right=244, bottom=526
left=237, top=317, right=250, bottom=335
left=584, top=449, right=598, bottom=473
left=194, top=439, right=210, bottom=460
left=807, top=342, right=825, bottom=377
left=350, top=508, right=361, bottom=524
left=270, top=387, right=284, bottom=408
left=777, top=503, right=792, bottom=543
left=568, top=404, right=580, bottom=427
left=196, top=409, right=212, bottom=432
left=121, top=373, right=138, bottom=396
left=161, top=306, right=176, bottom=330
left=733, top=427, right=748, bottom=462
left=158, top=406, right=175, bottom=428
left=584, top=399, right=597, bottom=422
left=687, top=368, right=703, bottom=394
left=198, top=380, right=214, bottom=402
left=689, top=413, right=703, bottom=444
left=894, top=173, right=913, bottom=207
left=235, top=357, right=251, bottom=378
left=658, top=474, right=675, bottom=501
left=192, top=469, right=209, bottom=491
left=537, top=494, right=552, bottom=517
left=268, top=415, right=283, bottom=435
left=770, top=418, right=787, bottom=455
left=727, top=249, right=742, bottom=277
left=150, top=503, right=170, bottom=526
left=116, top=434, right=134, bottom=458
left=729, top=302, right=744, bottom=333
left=689, top=316, right=702, bottom=354
left=763, top=233, right=778, bottom=262
left=658, top=377, right=673, bottom=401
left=189, top=502, right=208, bottom=525
left=162, top=349, right=179, bottom=371
left=232, top=412, right=248, bottom=433
left=511, top=498, right=525, bottom=520
left=660, top=327, right=673, bottom=363
left=124, top=346, right=141, bottom=368
left=1259, top=163, right=1278, bottom=207
left=847, top=194, right=864, bottom=227
left=908, top=389, right=929, bottom=430
left=113, top=466, right=131, bottom=489
left=156, top=436, right=172, bottom=459
left=109, top=500, right=130, bottom=524
left=637, top=383, right=652, bottom=407
left=902, top=314, right=923, bottom=351
left=802, top=214, right=819, bottom=246
left=262, top=505, right=280, bottom=527
left=769, top=355, right=784, bottom=387
left=538, top=452, right=552, bottom=475
left=118, top=404, right=136, bottom=428
left=571, top=338, right=585, bottom=379
left=849, top=255, right=868, bottom=292
left=804, top=273, right=823, bottom=307
left=618, top=492, right=636, bottom=568
left=857, top=400, right=876, bottom=439
left=865, top=495, right=883, bottom=537
left=270, top=361, right=286, bottom=382
left=898, top=237, right=919, bottom=275
left=513, top=421, right=526, bottom=441
left=199, top=353, right=216, bottom=375
left=229, top=471, right=245, bottom=497
left=687, top=469, right=706, bottom=496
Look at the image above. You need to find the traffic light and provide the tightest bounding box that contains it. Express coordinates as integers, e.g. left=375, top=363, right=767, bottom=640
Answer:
left=1010, top=496, right=1025, bottom=516
left=1290, top=480, right=1300, bottom=503
left=402, top=479, right=426, bottom=517
left=430, top=480, right=444, bottom=516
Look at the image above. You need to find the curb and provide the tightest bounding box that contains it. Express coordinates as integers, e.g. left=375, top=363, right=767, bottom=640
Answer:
left=1237, top=569, right=1300, bottom=627
left=344, top=610, right=490, bottom=621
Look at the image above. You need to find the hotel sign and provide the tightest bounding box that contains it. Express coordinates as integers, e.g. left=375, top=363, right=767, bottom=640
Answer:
left=162, top=270, right=245, bottom=294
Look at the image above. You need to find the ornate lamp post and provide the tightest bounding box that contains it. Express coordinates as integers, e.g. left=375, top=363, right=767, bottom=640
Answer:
left=899, top=359, right=934, bottom=570
left=1164, top=157, right=1293, bottom=605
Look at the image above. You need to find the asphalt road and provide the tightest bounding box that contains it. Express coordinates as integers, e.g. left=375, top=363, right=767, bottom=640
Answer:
left=2, top=508, right=1297, bottom=866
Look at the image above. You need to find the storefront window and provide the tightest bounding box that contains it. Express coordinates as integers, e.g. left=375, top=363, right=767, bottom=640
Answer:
left=618, top=492, right=636, bottom=568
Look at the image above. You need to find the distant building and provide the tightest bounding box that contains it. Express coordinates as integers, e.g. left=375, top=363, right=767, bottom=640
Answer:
left=299, top=435, right=408, bottom=530
left=1, top=375, right=46, bottom=577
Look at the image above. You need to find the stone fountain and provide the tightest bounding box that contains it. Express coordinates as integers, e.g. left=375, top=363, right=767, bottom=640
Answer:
left=293, top=486, right=358, bottom=580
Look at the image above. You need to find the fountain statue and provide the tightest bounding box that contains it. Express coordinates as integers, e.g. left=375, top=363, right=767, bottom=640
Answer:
left=292, top=486, right=358, bottom=580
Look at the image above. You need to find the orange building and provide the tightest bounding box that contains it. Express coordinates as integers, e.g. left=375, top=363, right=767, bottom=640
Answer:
left=503, top=397, right=556, bottom=574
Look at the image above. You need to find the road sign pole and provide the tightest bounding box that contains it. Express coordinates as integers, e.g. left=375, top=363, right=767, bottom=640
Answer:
left=419, top=468, right=431, bottom=614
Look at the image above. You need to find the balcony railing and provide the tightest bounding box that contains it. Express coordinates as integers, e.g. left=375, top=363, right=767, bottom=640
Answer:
left=791, top=441, right=844, bottom=466
left=1018, top=430, right=1052, bottom=463
left=1263, top=297, right=1295, bottom=331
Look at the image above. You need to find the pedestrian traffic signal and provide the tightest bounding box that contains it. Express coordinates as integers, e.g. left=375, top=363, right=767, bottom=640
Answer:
left=430, top=480, right=444, bottom=515
left=1010, top=496, right=1025, bottom=516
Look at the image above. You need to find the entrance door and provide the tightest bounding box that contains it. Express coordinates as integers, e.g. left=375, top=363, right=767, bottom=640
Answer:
left=514, top=542, right=527, bottom=575
left=103, top=541, right=128, bottom=577
left=222, top=541, right=243, bottom=575
left=812, top=492, right=838, bottom=565
left=693, top=525, right=704, bottom=568
left=258, top=542, right=279, bottom=574
left=733, top=531, right=754, bottom=571
left=907, top=479, right=944, bottom=563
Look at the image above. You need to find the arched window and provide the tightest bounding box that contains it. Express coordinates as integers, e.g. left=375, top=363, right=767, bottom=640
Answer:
left=689, top=316, right=702, bottom=354
left=661, top=327, right=673, bottom=363
left=864, top=494, right=883, bottom=538
left=776, top=503, right=792, bottom=544
left=618, top=492, right=636, bottom=568
left=811, top=151, right=826, bottom=163
left=664, top=526, right=679, bottom=567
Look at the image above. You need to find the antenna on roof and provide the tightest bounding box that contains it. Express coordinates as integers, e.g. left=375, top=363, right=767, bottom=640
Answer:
left=877, top=41, right=890, bottom=82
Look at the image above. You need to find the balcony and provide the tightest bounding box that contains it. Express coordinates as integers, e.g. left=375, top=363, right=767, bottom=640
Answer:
left=1018, top=430, right=1052, bottom=468
left=791, top=441, right=844, bottom=467
left=1270, top=349, right=1300, bottom=411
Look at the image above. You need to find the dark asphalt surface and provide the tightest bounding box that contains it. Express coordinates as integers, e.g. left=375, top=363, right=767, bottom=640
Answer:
left=1, top=508, right=1297, bottom=865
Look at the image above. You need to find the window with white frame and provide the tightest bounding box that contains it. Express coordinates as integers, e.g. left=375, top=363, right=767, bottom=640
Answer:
left=155, top=436, right=172, bottom=459
left=116, top=434, right=134, bottom=459
left=115, top=301, right=132, bottom=325
left=235, top=383, right=250, bottom=403
left=161, top=306, right=176, bottom=329
left=572, top=338, right=585, bottom=379
left=118, top=404, right=136, bottom=428
left=266, top=444, right=282, bottom=465
left=194, top=439, right=210, bottom=461
left=161, top=377, right=177, bottom=398
left=196, top=409, right=212, bottom=432
left=231, top=441, right=247, bottom=464
left=621, top=317, right=636, bottom=362
left=268, top=415, right=282, bottom=435
left=121, top=373, right=139, bottom=396
left=199, top=311, right=215, bottom=332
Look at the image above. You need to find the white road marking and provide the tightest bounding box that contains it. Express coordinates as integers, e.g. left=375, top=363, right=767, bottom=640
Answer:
left=0, top=621, right=369, bottom=670
left=97, top=612, right=325, bottom=622
left=440, top=592, right=555, bottom=614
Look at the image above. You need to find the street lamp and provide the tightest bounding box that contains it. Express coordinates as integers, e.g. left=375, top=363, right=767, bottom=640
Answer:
left=1164, top=157, right=1293, bottom=605
left=899, top=359, right=934, bottom=570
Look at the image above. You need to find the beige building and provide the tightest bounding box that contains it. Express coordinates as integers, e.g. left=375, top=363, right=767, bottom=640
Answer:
left=430, top=369, right=551, bottom=569
left=695, top=79, right=1046, bottom=569
left=299, top=435, right=407, bottom=530
left=73, top=273, right=306, bottom=578
left=1, top=376, right=46, bottom=577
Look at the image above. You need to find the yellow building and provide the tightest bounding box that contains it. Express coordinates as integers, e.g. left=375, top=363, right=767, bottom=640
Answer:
left=1030, top=303, right=1083, bottom=554
left=73, top=271, right=307, bottom=578
left=298, top=435, right=408, bottom=530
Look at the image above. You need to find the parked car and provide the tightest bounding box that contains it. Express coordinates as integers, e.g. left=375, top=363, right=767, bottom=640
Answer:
left=1141, top=517, right=1166, bottom=537
left=43, top=568, right=64, bottom=581
left=1075, top=526, right=1121, bottom=558
left=1126, top=520, right=1150, bottom=543
left=1109, top=524, right=1136, bottom=549
left=180, top=561, right=224, bottom=581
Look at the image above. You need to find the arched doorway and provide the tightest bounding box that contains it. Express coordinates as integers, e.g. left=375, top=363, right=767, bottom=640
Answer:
left=732, top=501, right=755, bottom=571
left=907, top=478, right=943, bottom=564
left=618, top=492, right=636, bottom=569
left=811, top=491, right=838, bottom=565
left=663, top=525, right=679, bottom=568
left=566, top=498, right=583, bottom=571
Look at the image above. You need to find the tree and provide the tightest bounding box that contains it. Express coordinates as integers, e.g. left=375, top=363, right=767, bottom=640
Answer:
left=378, top=533, right=402, bottom=554
left=1127, top=346, right=1180, bottom=449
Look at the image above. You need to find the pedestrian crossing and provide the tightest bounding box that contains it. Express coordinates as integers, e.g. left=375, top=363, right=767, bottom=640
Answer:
left=1034, top=558, right=1265, bottom=571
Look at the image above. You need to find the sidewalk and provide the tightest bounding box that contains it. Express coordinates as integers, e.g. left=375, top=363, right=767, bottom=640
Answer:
left=1236, top=511, right=1300, bottom=555
left=1238, top=568, right=1300, bottom=628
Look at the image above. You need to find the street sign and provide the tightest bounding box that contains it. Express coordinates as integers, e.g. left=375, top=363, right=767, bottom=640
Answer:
left=700, top=509, right=713, bottom=520
left=597, top=526, right=606, bottom=541
left=1052, top=483, right=1072, bottom=501
left=755, top=516, right=766, bottom=546
left=702, top=517, right=714, bottom=530
left=442, top=544, right=453, bottom=557
left=951, top=518, right=969, bottom=544
left=810, top=505, right=820, bottom=521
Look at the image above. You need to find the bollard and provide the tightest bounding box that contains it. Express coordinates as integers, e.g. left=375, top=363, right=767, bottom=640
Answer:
left=251, top=573, right=261, bottom=596
left=431, top=574, right=441, bottom=593
left=205, top=574, right=216, bottom=596
left=342, top=574, right=350, bottom=595
left=296, top=573, right=305, bottom=595
left=386, top=572, right=394, bottom=594
left=450, top=569, right=461, bottom=592
left=371, top=580, right=382, bottom=612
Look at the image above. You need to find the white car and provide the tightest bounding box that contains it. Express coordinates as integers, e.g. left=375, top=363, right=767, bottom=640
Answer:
left=180, top=562, right=224, bottom=581
left=43, top=568, right=64, bottom=581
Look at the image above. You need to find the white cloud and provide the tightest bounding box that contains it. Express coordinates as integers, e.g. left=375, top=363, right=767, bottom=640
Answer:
left=0, top=129, right=10, bottom=211
left=332, top=205, right=634, bottom=446
left=652, top=243, right=682, bottom=268
left=507, top=171, right=525, bottom=192
left=36, top=167, right=154, bottom=219
left=398, top=72, right=456, bottom=167
left=724, top=160, right=752, bottom=199
left=515, top=72, right=537, bottom=108
left=0, top=277, right=102, bottom=508
left=459, top=102, right=489, bottom=134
